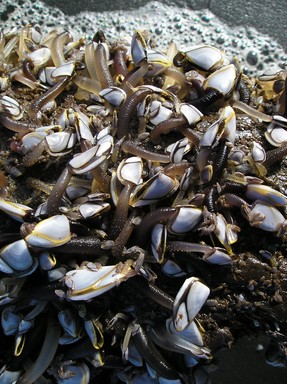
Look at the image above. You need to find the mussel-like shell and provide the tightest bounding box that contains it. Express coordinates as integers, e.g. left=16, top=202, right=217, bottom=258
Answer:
left=117, top=156, right=143, bottom=186
left=58, top=309, right=78, bottom=338
left=168, top=206, right=203, bottom=234
left=130, top=171, right=179, bottom=207
left=0, top=95, right=23, bottom=119
left=182, top=44, right=224, bottom=71
left=1, top=307, right=21, bottom=336
left=146, top=49, right=171, bottom=77
left=173, top=277, right=210, bottom=331
left=166, top=138, right=191, bottom=164
left=78, top=202, right=110, bottom=219
left=27, top=47, right=51, bottom=67
left=51, top=61, right=75, bottom=78
left=251, top=142, right=266, bottom=163
left=65, top=262, right=134, bottom=300
left=69, top=142, right=112, bottom=174
left=200, top=118, right=221, bottom=148
left=99, top=87, right=127, bottom=107
left=151, top=223, right=167, bottom=263
left=246, top=184, right=287, bottom=206
left=249, top=202, right=285, bottom=232
left=25, top=215, right=71, bottom=248
left=180, top=103, right=202, bottom=125
left=161, top=259, right=186, bottom=277
left=148, top=100, right=173, bottom=126
left=265, top=122, right=287, bottom=147
left=131, top=30, right=147, bottom=65
left=84, top=319, right=104, bottom=349
left=0, top=239, right=33, bottom=272
left=46, top=131, right=76, bottom=155
left=57, top=363, right=90, bottom=384
left=167, top=317, right=204, bottom=347
left=0, top=199, right=33, bottom=222
left=204, top=64, right=237, bottom=95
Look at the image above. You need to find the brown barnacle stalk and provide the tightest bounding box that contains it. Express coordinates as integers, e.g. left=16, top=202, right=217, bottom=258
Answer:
left=50, top=31, right=72, bottom=67
left=120, top=61, right=149, bottom=94
left=22, top=58, right=37, bottom=82
left=112, top=213, right=140, bottom=258
left=46, top=165, right=73, bottom=216
left=11, top=59, right=38, bottom=89
left=0, top=113, right=37, bottom=134
left=133, top=207, right=177, bottom=247
left=163, top=162, right=192, bottom=177
left=117, top=87, right=153, bottom=138
left=150, top=114, right=188, bottom=144
left=16, top=313, right=61, bottom=384
left=112, top=43, right=129, bottom=78
left=178, top=126, right=201, bottom=147
left=262, top=144, right=287, bottom=167
left=109, top=183, right=134, bottom=240
left=121, top=140, right=170, bottom=163
left=28, top=75, right=72, bottom=121
left=22, top=139, right=47, bottom=167
left=94, top=42, right=113, bottom=89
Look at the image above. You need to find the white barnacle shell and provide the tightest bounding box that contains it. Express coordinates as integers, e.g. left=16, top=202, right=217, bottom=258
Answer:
left=214, top=213, right=234, bottom=253
left=69, top=142, right=112, bottom=174
left=0, top=368, right=21, bottom=383
left=168, top=206, right=203, bottom=234
left=265, top=122, right=287, bottom=147
left=151, top=223, right=167, bottom=263
left=148, top=100, right=173, bottom=125
left=45, top=131, right=76, bottom=155
left=246, top=184, right=287, bottom=206
left=99, top=86, right=127, bottom=107
left=65, top=264, right=128, bottom=300
left=173, top=277, right=210, bottom=331
left=39, top=251, right=56, bottom=270
left=130, top=171, right=179, bottom=207
left=56, top=363, right=90, bottom=384
left=51, top=61, right=75, bottom=78
left=167, top=317, right=204, bottom=347
left=161, top=259, right=186, bottom=278
left=251, top=142, right=266, bottom=163
left=204, top=64, right=237, bottom=95
left=180, top=103, right=202, bottom=125
left=0, top=198, right=33, bottom=222
left=202, top=247, right=233, bottom=265
left=117, top=156, right=143, bottom=186
left=0, top=95, right=23, bottom=119
left=58, top=309, right=78, bottom=338
left=84, top=319, right=104, bottom=349
left=25, top=215, right=71, bottom=248
left=75, top=111, right=93, bottom=143
left=249, top=202, right=285, bottom=232
left=146, top=49, right=172, bottom=77
left=200, top=119, right=221, bottom=148
left=182, top=44, right=224, bottom=71
left=78, top=202, right=110, bottom=219
left=0, top=239, right=33, bottom=273
left=27, top=47, right=51, bottom=68
left=219, top=105, right=236, bottom=144
left=131, top=30, right=147, bottom=65
left=1, top=307, right=21, bottom=336
left=166, top=138, right=191, bottom=164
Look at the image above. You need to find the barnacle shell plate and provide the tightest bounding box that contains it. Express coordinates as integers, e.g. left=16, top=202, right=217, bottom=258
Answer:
left=25, top=215, right=71, bottom=248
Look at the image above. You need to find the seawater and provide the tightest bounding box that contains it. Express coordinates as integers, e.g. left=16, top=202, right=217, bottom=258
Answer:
left=0, top=0, right=286, bottom=75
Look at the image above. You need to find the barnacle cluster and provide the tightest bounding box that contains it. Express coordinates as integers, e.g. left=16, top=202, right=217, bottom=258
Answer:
left=0, top=26, right=286, bottom=383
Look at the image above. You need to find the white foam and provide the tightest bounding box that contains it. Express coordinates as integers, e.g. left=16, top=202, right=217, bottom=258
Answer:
left=1, top=1, right=286, bottom=75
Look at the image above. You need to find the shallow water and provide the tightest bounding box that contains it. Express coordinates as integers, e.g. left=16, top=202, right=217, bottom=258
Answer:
left=1, top=0, right=286, bottom=76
